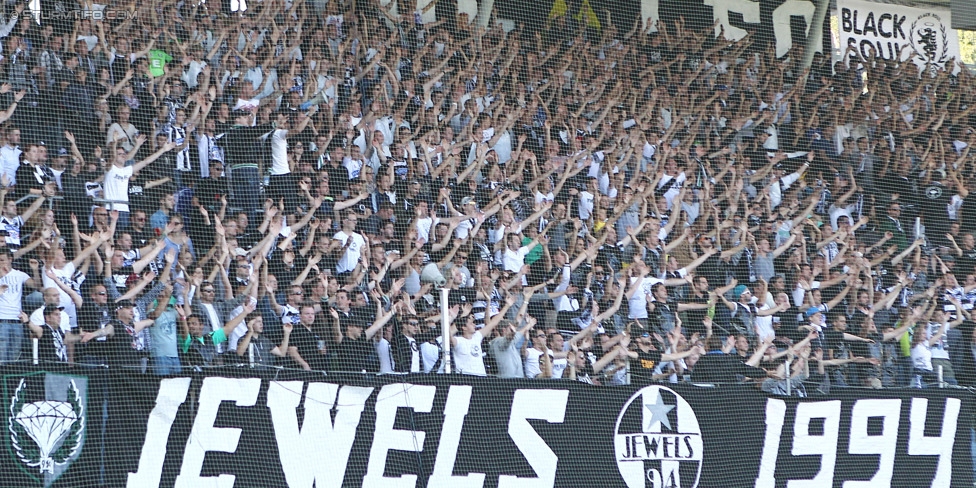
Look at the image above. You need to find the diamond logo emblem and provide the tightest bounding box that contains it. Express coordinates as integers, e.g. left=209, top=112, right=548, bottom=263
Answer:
left=5, top=372, right=87, bottom=487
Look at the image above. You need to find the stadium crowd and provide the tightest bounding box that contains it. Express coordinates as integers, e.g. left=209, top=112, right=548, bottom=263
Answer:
left=0, top=0, right=974, bottom=395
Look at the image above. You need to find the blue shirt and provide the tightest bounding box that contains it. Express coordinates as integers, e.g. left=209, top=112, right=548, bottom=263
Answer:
left=150, top=306, right=179, bottom=358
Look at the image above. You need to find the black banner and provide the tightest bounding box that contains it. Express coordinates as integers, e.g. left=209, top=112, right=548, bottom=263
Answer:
left=0, top=366, right=972, bottom=487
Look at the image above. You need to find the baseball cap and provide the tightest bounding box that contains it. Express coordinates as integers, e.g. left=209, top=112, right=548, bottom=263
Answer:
left=115, top=299, right=134, bottom=311
left=805, top=307, right=822, bottom=318
left=57, top=147, right=68, bottom=157
left=461, top=196, right=476, bottom=206
left=733, top=284, right=749, bottom=297
left=43, top=304, right=63, bottom=314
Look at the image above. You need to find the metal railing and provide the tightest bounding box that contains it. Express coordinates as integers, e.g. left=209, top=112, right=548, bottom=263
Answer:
left=14, top=193, right=63, bottom=209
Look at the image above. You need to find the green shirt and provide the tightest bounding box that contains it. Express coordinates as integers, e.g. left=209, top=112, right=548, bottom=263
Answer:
left=521, top=236, right=543, bottom=265
left=181, top=327, right=227, bottom=354
left=148, top=50, right=173, bottom=78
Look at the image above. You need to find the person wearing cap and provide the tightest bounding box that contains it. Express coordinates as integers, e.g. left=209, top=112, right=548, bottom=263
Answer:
left=329, top=300, right=396, bottom=373
left=363, top=201, right=395, bottom=238
left=455, top=190, right=512, bottom=242
left=22, top=304, right=82, bottom=363
left=28, top=286, right=73, bottom=342
left=104, top=299, right=154, bottom=370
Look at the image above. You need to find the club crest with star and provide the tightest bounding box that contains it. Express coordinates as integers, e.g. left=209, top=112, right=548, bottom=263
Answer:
left=615, top=386, right=703, bottom=488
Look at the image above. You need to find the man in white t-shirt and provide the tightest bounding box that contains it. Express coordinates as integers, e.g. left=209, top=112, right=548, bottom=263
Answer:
left=411, top=199, right=470, bottom=244
left=331, top=212, right=367, bottom=274
left=268, top=107, right=317, bottom=210
left=0, top=127, right=21, bottom=186
left=104, top=135, right=175, bottom=228
left=524, top=329, right=553, bottom=378
left=0, top=249, right=40, bottom=361
left=578, top=177, right=597, bottom=220
left=625, top=261, right=697, bottom=323
left=499, top=232, right=545, bottom=273
left=452, top=297, right=513, bottom=376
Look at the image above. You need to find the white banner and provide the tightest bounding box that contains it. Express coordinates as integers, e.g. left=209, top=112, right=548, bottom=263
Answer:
left=837, top=0, right=961, bottom=73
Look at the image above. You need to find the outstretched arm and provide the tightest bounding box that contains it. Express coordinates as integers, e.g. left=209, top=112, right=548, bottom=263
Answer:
left=133, top=142, right=177, bottom=172
left=44, top=269, right=83, bottom=308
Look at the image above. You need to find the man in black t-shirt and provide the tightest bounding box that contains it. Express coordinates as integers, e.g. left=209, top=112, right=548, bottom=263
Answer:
left=127, top=209, right=154, bottom=248
left=331, top=306, right=394, bottom=372
left=683, top=276, right=713, bottom=337
left=691, top=335, right=768, bottom=384
left=823, top=312, right=874, bottom=386
left=194, top=161, right=229, bottom=211
left=286, top=303, right=329, bottom=371
left=920, top=176, right=953, bottom=237
left=105, top=300, right=153, bottom=371
left=628, top=330, right=701, bottom=384
left=235, top=318, right=291, bottom=366
left=76, top=284, right=114, bottom=365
